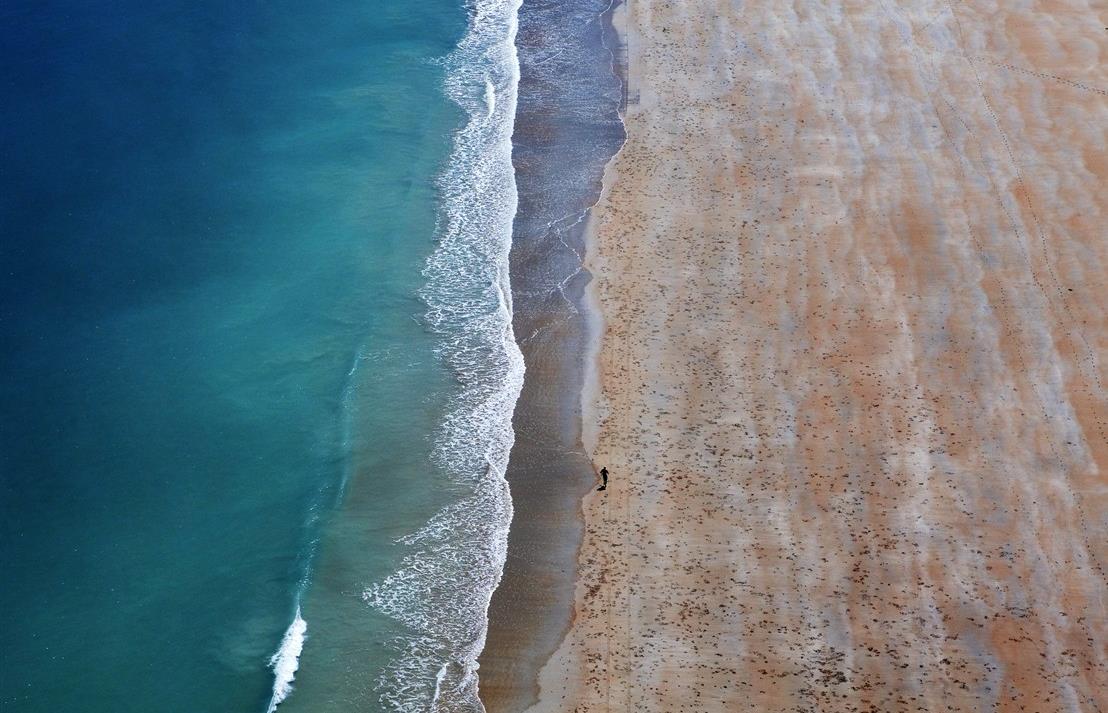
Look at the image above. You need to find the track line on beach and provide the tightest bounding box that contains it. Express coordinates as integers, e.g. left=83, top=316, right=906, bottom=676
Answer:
left=969, top=55, right=1108, bottom=97
left=604, top=486, right=613, bottom=712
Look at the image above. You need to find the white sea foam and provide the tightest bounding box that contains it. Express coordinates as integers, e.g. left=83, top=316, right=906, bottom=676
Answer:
left=484, top=79, right=496, bottom=117
left=361, top=0, right=524, bottom=710
left=265, top=607, right=307, bottom=713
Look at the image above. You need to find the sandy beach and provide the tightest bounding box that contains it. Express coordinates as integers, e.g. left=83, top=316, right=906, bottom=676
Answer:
left=511, top=0, right=1108, bottom=711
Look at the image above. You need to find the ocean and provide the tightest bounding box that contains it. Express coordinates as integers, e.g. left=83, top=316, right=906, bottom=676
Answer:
left=1, top=0, right=522, bottom=711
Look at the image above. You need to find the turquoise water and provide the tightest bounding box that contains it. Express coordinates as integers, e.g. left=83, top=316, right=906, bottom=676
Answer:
left=0, top=0, right=524, bottom=709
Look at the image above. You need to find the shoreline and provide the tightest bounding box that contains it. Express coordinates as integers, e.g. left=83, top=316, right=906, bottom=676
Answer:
left=477, top=1, right=625, bottom=710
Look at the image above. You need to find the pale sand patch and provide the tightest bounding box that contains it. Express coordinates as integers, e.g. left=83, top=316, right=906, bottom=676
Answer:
left=526, top=1, right=1108, bottom=711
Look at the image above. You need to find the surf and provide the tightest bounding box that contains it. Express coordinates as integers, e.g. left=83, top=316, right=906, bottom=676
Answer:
left=361, top=0, right=525, bottom=709
left=266, top=606, right=307, bottom=713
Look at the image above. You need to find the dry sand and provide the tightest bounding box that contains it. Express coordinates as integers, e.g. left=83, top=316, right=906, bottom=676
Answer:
left=522, top=0, right=1108, bottom=711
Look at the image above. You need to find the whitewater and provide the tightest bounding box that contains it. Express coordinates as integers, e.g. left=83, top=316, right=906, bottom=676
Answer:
left=362, top=0, right=524, bottom=710
left=265, top=606, right=307, bottom=713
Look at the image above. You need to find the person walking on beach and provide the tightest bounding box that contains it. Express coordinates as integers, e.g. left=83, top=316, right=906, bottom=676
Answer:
left=597, top=466, right=608, bottom=492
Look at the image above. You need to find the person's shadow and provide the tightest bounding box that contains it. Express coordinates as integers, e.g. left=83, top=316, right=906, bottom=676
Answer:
left=597, top=466, right=608, bottom=491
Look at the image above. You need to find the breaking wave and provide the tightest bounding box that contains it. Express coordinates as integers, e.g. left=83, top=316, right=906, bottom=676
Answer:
left=362, top=0, right=524, bottom=710
left=265, top=606, right=307, bottom=713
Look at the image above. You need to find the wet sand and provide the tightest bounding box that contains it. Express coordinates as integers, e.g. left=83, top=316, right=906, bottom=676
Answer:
left=477, top=1, right=624, bottom=710
left=525, top=0, right=1108, bottom=711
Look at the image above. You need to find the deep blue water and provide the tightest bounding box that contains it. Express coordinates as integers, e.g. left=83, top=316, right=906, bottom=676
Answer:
left=0, top=1, right=472, bottom=710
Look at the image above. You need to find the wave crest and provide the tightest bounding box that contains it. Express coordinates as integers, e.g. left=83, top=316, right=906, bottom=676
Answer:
left=265, top=607, right=307, bottom=713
